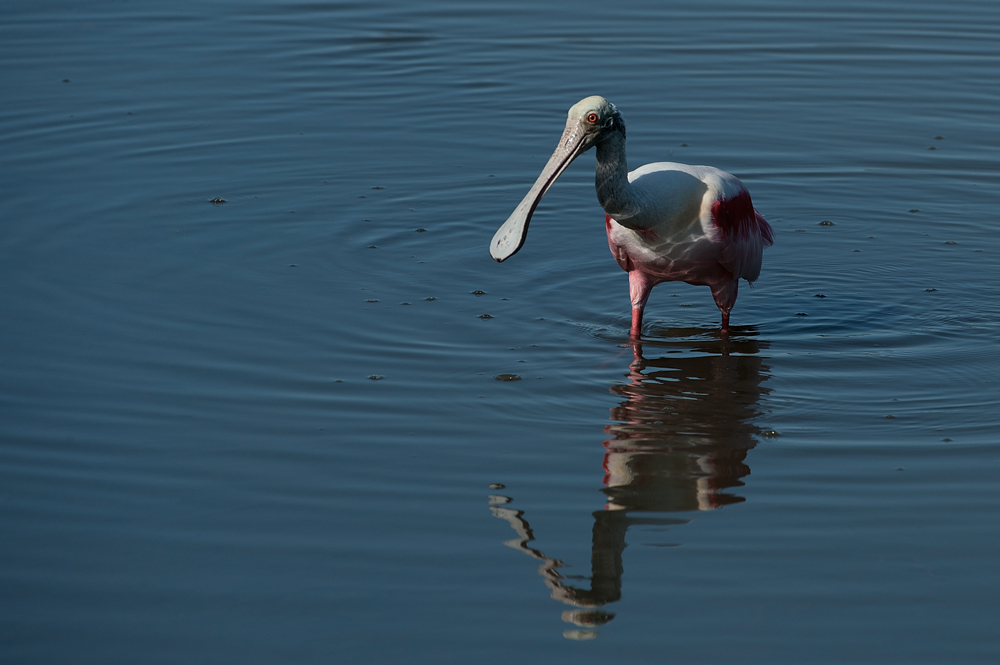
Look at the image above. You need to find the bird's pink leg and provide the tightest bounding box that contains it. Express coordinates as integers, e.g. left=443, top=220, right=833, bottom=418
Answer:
left=631, top=308, right=643, bottom=338
left=628, top=270, right=655, bottom=338
left=711, top=279, right=739, bottom=335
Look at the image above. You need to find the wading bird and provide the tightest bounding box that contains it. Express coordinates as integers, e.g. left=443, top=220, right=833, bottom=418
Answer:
left=490, top=96, right=773, bottom=337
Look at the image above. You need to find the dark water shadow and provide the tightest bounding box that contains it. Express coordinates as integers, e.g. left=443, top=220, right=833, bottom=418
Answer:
left=489, top=331, right=771, bottom=639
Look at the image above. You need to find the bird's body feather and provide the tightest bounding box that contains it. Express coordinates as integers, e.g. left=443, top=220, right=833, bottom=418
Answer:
left=606, top=162, right=772, bottom=288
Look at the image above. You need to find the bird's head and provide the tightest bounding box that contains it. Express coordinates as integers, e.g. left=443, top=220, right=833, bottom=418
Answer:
left=490, top=96, right=624, bottom=262
left=566, top=95, right=625, bottom=151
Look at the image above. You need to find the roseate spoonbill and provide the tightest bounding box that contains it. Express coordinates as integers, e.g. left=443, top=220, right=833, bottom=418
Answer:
left=490, top=96, right=773, bottom=337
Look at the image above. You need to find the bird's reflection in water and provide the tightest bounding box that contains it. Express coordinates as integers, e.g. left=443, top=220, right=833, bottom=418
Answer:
left=489, top=329, right=770, bottom=639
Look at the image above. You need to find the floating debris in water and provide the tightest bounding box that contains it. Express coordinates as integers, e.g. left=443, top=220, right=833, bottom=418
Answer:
left=944, top=240, right=957, bottom=245
left=494, top=374, right=521, bottom=381
left=908, top=209, right=919, bottom=213
left=488, top=483, right=505, bottom=490
left=762, top=430, right=780, bottom=437
left=400, top=302, right=410, bottom=305
left=368, top=245, right=377, bottom=249
left=478, top=313, right=493, bottom=319
left=818, top=220, right=834, bottom=226
left=795, top=312, right=808, bottom=316
left=815, top=294, right=826, bottom=298
left=415, top=228, right=426, bottom=232
left=934, top=135, right=944, bottom=140
left=369, top=375, right=383, bottom=381
left=366, top=299, right=379, bottom=302
left=425, top=297, right=436, bottom=301
left=472, top=290, right=486, bottom=295
left=885, top=415, right=896, bottom=419
left=210, top=197, right=226, bottom=204
left=925, top=288, right=937, bottom=292
left=289, top=264, right=297, bottom=267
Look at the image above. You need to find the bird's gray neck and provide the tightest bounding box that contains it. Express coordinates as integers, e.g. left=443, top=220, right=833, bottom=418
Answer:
left=594, top=131, right=643, bottom=227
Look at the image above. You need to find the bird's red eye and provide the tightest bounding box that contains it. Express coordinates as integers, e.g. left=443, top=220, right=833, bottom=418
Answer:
left=587, top=112, right=599, bottom=123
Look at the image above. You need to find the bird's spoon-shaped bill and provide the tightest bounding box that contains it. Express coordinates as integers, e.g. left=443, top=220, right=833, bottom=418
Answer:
left=490, top=118, right=589, bottom=262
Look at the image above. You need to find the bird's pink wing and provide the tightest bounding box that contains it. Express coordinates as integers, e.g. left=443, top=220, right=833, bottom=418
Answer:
left=712, top=190, right=774, bottom=283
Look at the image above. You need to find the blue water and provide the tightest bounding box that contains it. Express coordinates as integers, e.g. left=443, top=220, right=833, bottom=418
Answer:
left=2, top=0, right=999, bottom=662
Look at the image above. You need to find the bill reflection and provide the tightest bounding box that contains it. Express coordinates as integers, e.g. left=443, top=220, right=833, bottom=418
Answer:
left=490, top=333, right=771, bottom=639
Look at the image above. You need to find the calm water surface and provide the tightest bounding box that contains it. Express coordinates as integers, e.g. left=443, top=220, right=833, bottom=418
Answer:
left=2, top=0, right=999, bottom=662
